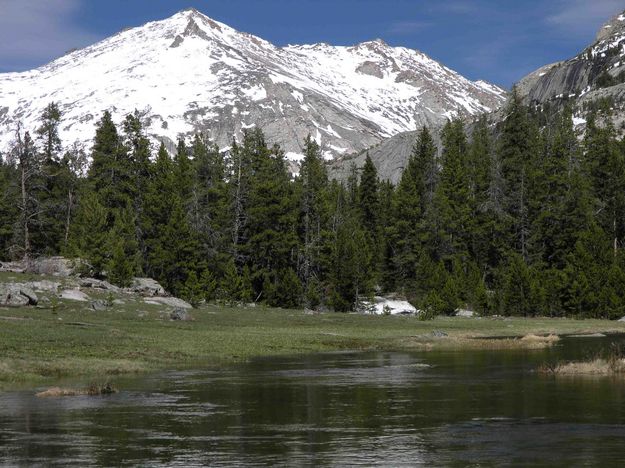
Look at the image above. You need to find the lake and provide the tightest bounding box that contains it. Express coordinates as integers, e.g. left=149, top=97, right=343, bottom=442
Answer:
left=2, top=335, right=625, bottom=466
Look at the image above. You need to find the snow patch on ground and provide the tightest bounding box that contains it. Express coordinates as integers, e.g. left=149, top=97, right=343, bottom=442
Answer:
left=364, top=297, right=418, bottom=315
left=285, top=151, right=305, bottom=162
left=242, top=85, right=267, bottom=101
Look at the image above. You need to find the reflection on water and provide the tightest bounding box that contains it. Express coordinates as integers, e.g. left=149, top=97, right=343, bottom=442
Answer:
left=2, top=337, right=625, bottom=466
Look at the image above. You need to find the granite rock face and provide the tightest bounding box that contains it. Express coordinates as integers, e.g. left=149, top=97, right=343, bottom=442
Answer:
left=517, top=9, right=625, bottom=132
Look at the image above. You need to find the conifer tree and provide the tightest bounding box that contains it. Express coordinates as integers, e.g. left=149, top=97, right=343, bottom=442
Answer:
left=190, top=134, right=228, bottom=267
left=498, top=88, right=537, bottom=260
left=36, top=102, right=62, bottom=161
left=67, top=191, right=109, bottom=276
left=297, top=136, right=329, bottom=304
left=89, top=111, right=134, bottom=213
left=106, top=207, right=141, bottom=287
left=243, top=134, right=298, bottom=302
left=432, top=119, right=472, bottom=262
left=585, top=111, right=625, bottom=255
left=9, top=126, right=42, bottom=258
left=0, top=160, right=17, bottom=259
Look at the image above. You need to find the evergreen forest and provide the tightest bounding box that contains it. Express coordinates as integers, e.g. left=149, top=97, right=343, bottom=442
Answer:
left=2, top=91, right=625, bottom=319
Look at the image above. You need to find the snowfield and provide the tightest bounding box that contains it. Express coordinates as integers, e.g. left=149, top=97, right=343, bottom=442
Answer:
left=0, top=8, right=506, bottom=160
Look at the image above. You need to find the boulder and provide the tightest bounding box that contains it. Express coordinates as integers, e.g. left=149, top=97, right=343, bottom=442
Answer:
left=19, top=287, right=38, bottom=305
left=90, top=300, right=110, bottom=311
left=455, top=309, right=475, bottom=318
left=0, top=261, right=26, bottom=274
left=127, top=278, right=166, bottom=297
left=145, top=296, right=192, bottom=309
left=27, top=280, right=61, bottom=293
left=79, top=278, right=120, bottom=293
left=59, top=289, right=89, bottom=302
left=25, top=257, right=76, bottom=277
left=0, top=285, right=37, bottom=307
left=619, top=316, right=625, bottom=322
left=431, top=330, right=448, bottom=338
left=170, top=308, right=192, bottom=321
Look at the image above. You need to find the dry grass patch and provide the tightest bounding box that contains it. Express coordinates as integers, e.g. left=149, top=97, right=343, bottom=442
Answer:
left=398, top=333, right=561, bottom=351
left=540, top=342, right=625, bottom=376
left=540, top=359, right=625, bottom=376
left=36, top=382, right=117, bottom=398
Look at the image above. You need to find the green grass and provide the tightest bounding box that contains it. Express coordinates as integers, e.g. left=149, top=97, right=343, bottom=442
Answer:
left=3, top=289, right=625, bottom=390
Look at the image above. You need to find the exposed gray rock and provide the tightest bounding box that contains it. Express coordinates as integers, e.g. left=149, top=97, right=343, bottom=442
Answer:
left=1, top=257, right=82, bottom=277
left=59, top=289, right=89, bottom=302
left=0, top=261, right=26, bottom=274
left=356, top=61, right=383, bottom=78
left=0, top=285, right=37, bottom=307
left=25, top=257, right=76, bottom=277
left=431, top=330, right=448, bottom=338
left=27, top=280, right=61, bottom=293
left=79, top=278, right=120, bottom=293
left=19, top=287, right=38, bottom=305
left=128, top=278, right=166, bottom=297
left=516, top=9, right=625, bottom=135
left=90, top=300, right=110, bottom=311
left=455, top=309, right=475, bottom=318
left=145, top=296, right=193, bottom=309
left=170, top=308, right=192, bottom=321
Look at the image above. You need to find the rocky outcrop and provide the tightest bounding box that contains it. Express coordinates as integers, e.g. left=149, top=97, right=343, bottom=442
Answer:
left=59, top=289, right=90, bottom=302
left=0, top=257, right=79, bottom=277
left=79, top=278, right=120, bottom=293
left=127, top=278, right=166, bottom=297
left=0, top=285, right=38, bottom=307
left=517, top=9, right=625, bottom=133
left=145, top=296, right=193, bottom=309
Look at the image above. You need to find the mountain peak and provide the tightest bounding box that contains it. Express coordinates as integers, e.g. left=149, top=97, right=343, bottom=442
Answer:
left=0, top=8, right=505, bottom=174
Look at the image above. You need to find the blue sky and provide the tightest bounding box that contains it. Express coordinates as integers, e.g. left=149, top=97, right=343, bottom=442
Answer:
left=1, top=0, right=623, bottom=87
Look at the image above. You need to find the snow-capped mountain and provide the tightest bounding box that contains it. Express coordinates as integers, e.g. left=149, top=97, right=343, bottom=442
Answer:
left=0, top=8, right=506, bottom=162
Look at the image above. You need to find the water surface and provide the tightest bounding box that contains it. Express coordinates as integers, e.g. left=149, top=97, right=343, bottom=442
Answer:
left=2, top=336, right=625, bottom=466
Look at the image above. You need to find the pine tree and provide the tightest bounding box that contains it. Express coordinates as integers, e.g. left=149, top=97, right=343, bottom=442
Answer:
left=33, top=103, right=74, bottom=254
left=89, top=111, right=134, bottom=213
left=190, top=134, right=228, bottom=269
left=297, top=136, right=328, bottom=305
left=432, top=119, right=472, bottom=262
left=9, top=126, right=43, bottom=258
left=328, top=218, right=373, bottom=312
left=467, top=116, right=495, bottom=271
left=106, top=207, right=140, bottom=287
left=585, top=111, right=625, bottom=256
left=498, top=88, right=537, bottom=260
left=36, top=102, right=62, bottom=161
left=531, top=109, right=592, bottom=268
left=67, top=192, right=109, bottom=276
left=0, top=160, right=18, bottom=259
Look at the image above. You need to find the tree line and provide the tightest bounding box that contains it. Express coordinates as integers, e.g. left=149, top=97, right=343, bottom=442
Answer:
left=1, top=91, right=625, bottom=318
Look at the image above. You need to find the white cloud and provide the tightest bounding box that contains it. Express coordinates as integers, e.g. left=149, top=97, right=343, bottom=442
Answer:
left=0, top=0, right=100, bottom=71
left=547, top=0, right=624, bottom=36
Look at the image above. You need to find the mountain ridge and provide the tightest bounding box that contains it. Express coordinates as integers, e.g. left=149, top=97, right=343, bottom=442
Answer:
left=0, top=8, right=505, bottom=164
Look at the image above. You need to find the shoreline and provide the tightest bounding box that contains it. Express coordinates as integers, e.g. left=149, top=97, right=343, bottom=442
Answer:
left=3, top=300, right=625, bottom=392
